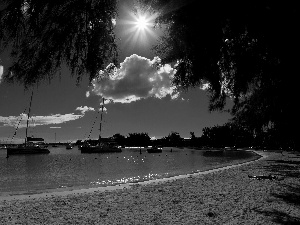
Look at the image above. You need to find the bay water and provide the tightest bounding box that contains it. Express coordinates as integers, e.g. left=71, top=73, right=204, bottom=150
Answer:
left=0, top=147, right=258, bottom=194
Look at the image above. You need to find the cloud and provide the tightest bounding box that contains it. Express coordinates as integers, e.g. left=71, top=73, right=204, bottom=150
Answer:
left=0, top=65, right=3, bottom=83
left=0, top=105, right=95, bottom=128
left=75, top=106, right=95, bottom=114
left=90, top=54, right=180, bottom=103
left=0, top=113, right=84, bottom=128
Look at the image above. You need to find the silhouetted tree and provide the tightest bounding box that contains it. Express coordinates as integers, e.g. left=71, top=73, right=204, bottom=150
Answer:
left=141, top=1, right=299, bottom=149
left=112, top=133, right=126, bottom=146
left=224, top=122, right=254, bottom=148
left=164, top=131, right=182, bottom=147
left=189, top=131, right=198, bottom=147
left=0, top=0, right=118, bottom=86
left=190, top=132, right=195, bottom=140
left=199, top=122, right=254, bottom=148
left=126, top=132, right=151, bottom=147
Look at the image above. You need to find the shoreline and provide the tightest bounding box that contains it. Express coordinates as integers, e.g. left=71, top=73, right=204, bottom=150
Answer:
left=0, top=150, right=264, bottom=201
left=1, top=150, right=299, bottom=224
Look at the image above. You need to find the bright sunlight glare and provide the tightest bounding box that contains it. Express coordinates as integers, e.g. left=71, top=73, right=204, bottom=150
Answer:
left=120, top=6, right=161, bottom=47
left=135, top=16, right=148, bottom=30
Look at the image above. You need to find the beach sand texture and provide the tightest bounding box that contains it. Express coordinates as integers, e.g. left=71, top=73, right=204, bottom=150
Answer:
left=0, top=150, right=299, bottom=224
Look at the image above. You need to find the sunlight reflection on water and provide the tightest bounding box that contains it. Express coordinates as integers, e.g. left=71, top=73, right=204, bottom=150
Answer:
left=90, top=173, right=164, bottom=187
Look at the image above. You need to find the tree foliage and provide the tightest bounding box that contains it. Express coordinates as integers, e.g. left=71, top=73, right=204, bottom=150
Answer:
left=163, top=131, right=182, bottom=146
left=200, top=123, right=253, bottom=148
left=0, top=0, right=118, bottom=86
left=141, top=0, right=299, bottom=148
left=112, top=133, right=126, bottom=146
left=126, top=132, right=151, bottom=146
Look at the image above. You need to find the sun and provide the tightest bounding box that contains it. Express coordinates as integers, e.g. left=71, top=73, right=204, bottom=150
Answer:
left=135, top=15, right=149, bottom=30
left=120, top=7, right=159, bottom=46
left=132, top=12, right=153, bottom=33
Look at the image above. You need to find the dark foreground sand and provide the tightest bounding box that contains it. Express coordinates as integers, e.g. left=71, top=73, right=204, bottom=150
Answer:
left=1, top=150, right=299, bottom=224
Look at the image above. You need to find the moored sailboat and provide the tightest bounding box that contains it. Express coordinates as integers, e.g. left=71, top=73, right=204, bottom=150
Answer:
left=81, top=98, right=121, bottom=153
left=7, top=91, right=50, bottom=155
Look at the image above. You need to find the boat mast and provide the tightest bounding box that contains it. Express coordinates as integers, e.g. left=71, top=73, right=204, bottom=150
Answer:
left=99, top=97, right=104, bottom=143
left=25, top=91, right=34, bottom=146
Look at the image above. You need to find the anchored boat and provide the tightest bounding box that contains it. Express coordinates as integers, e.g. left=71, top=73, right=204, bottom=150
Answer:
left=7, top=91, right=50, bottom=155
left=81, top=98, right=122, bottom=153
left=147, top=146, right=163, bottom=153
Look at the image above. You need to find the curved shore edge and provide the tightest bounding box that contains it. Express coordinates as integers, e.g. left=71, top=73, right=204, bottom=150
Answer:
left=0, top=150, right=266, bottom=201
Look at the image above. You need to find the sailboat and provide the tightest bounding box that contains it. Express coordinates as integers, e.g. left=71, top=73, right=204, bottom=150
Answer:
left=7, top=91, right=50, bottom=155
left=81, top=98, right=122, bottom=153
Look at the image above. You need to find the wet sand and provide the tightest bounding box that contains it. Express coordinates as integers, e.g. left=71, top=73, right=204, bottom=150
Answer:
left=1, top=150, right=299, bottom=224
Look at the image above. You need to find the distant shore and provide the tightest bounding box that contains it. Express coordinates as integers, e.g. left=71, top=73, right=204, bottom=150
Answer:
left=1, top=150, right=299, bottom=224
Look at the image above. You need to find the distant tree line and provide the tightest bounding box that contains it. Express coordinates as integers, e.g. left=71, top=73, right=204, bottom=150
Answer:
left=75, top=122, right=295, bottom=150
left=192, top=122, right=295, bottom=150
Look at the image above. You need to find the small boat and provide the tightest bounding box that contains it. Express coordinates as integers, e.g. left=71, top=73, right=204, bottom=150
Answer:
left=6, top=91, right=50, bottom=156
left=147, top=146, right=163, bottom=153
left=66, top=143, right=73, bottom=149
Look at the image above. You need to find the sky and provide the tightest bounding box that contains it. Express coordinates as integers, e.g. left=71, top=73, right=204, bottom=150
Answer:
left=0, top=0, right=232, bottom=144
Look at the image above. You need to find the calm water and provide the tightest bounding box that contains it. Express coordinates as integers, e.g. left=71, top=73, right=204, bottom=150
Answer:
left=0, top=147, right=258, bottom=194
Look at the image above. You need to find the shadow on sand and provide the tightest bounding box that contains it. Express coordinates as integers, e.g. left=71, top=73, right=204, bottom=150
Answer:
left=255, top=155, right=300, bottom=224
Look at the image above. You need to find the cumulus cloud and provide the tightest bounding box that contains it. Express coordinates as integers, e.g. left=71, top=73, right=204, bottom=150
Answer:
left=75, top=106, right=95, bottom=114
left=0, top=105, right=95, bottom=128
left=90, top=54, right=180, bottom=103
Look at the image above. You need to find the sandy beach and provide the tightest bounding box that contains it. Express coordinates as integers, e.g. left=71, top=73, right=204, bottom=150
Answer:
left=1, top=150, right=299, bottom=224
